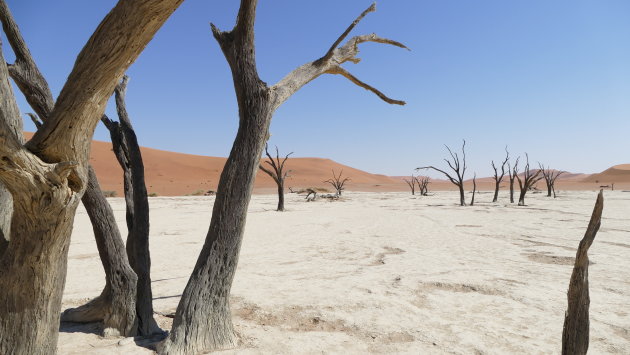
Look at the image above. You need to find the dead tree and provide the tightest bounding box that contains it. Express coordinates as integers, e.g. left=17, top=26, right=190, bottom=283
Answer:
left=157, top=2, right=406, bottom=353
left=416, top=176, right=430, bottom=196
left=403, top=174, right=416, bottom=195
left=0, top=1, right=183, bottom=353
left=325, top=169, right=351, bottom=196
left=100, top=76, right=159, bottom=335
left=562, top=190, right=603, bottom=355
left=0, top=1, right=152, bottom=336
left=538, top=163, right=565, bottom=198
left=259, top=144, right=292, bottom=211
left=491, top=147, right=509, bottom=202
left=507, top=156, right=520, bottom=204
left=417, top=140, right=467, bottom=206
left=516, top=154, right=543, bottom=206
left=470, top=173, right=477, bottom=206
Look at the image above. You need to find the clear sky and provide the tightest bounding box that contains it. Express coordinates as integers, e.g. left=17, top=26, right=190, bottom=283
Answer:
left=3, top=0, right=630, bottom=178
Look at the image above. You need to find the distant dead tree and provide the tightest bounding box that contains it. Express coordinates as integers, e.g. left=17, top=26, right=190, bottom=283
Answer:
left=416, top=176, right=430, bottom=196
left=470, top=173, right=477, bottom=206
left=538, top=163, right=565, bottom=198
left=417, top=140, right=467, bottom=206
left=516, top=154, right=543, bottom=206
left=259, top=145, right=292, bottom=211
left=562, top=190, right=603, bottom=355
left=403, top=174, right=417, bottom=195
left=507, top=157, right=520, bottom=204
left=491, top=147, right=509, bottom=202
left=325, top=169, right=350, bottom=196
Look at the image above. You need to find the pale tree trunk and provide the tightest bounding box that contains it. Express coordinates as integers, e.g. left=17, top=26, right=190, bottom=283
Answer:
left=562, top=190, right=603, bottom=355
left=0, top=0, right=183, bottom=352
left=0, top=1, right=142, bottom=336
left=0, top=185, right=11, bottom=255
left=159, top=1, right=406, bottom=353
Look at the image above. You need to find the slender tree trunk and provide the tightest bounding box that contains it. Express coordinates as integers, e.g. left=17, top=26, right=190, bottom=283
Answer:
left=547, top=183, right=552, bottom=197
left=509, top=178, right=515, bottom=203
left=277, top=181, right=285, bottom=211
left=105, top=109, right=159, bottom=335
left=562, top=190, right=603, bottom=355
left=61, top=166, right=138, bottom=336
left=470, top=177, right=477, bottom=206
left=518, top=188, right=526, bottom=206
left=492, top=181, right=499, bottom=202
left=458, top=184, right=466, bottom=206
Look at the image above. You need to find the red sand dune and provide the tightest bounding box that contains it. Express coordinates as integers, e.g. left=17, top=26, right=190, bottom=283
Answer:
left=581, top=164, right=630, bottom=184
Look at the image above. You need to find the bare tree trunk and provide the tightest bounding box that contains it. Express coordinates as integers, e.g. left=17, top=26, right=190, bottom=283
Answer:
left=470, top=174, right=476, bottom=206
left=509, top=178, right=515, bottom=203
left=492, top=181, right=499, bottom=202
left=458, top=184, right=466, bottom=206
left=61, top=166, right=138, bottom=336
left=103, top=76, right=159, bottom=335
left=562, top=190, right=603, bottom=355
left=0, top=185, right=11, bottom=256
left=277, top=182, right=285, bottom=211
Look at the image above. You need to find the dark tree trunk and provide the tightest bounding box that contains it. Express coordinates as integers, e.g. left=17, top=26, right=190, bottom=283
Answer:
left=547, top=183, right=552, bottom=197
left=470, top=175, right=476, bottom=206
left=518, top=186, right=526, bottom=206
left=458, top=184, right=466, bottom=206
left=277, top=182, right=285, bottom=211
left=103, top=77, right=158, bottom=335
left=562, top=190, right=603, bottom=355
left=61, top=166, right=138, bottom=336
left=509, top=178, right=515, bottom=203
left=492, top=182, right=499, bottom=203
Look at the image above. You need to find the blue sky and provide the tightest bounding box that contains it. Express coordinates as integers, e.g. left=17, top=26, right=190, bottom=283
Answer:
left=3, top=0, right=630, bottom=177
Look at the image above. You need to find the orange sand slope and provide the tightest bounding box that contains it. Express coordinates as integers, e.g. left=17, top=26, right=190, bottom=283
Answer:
left=86, top=138, right=400, bottom=196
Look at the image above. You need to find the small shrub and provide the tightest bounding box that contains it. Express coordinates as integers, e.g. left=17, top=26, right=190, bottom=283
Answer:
left=148, top=192, right=158, bottom=197
left=102, top=190, right=117, bottom=197
left=190, top=190, right=205, bottom=196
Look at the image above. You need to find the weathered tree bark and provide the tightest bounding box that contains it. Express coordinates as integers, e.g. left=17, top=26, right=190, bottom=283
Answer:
left=0, top=1, right=183, bottom=352
left=324, top=169, right=350, bottom=196
left=0, top=2, right=142, bottom=336
left=516, top=154, right=543, bottom=206
left=418, top=140, right=467, bottom=206
left=491, top=147, right=509, bottom=203
left=470, top=173, right=477, bottom=206
left=562, top=190, right=603, bottom=355
left=61, top=166, right=138, bottom=336
left=507, top=157, right=520, bottom=204
left=102, top=76, right=159, bottom=335
left=158, top=2, right=406, bottom=353
left=259, top=144, right=292, bottom=211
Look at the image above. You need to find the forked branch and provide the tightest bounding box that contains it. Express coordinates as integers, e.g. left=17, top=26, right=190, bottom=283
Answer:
left=271, top=3, right=408, bottom=110
left=324, top=169, right=350, bottom=196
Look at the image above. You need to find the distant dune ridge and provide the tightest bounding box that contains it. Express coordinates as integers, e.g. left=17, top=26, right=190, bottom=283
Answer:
left=24, top=133, right=629, bottom=195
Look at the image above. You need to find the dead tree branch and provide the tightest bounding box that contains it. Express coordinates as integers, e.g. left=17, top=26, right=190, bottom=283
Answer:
left=538, top=163, right=565, bottom=198
left=516, top=153, right=543, bottom=206
left=403, top=174, right=416, bottom=195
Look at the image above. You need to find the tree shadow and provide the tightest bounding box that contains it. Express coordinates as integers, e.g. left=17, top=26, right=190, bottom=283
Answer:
left=59, top=320, right=102, bottom=335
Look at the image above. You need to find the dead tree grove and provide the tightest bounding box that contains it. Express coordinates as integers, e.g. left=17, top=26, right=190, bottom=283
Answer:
left=562, top=190, right=603, bottom=355
left=507, top=156, right=520, bottom=204
left=157, top=2, right=407, bottom=354
left=417, top=140, right=467, bottom=206
left=491, top=147, right=509, bottom=202
left=539, top=163, right=565, bottom=198
left=0, top=1, right=184, bottom=353
left=259, top=144, right=292, bottom=211
left=516, top=154, right=543, bottom=206
left=325, top=169, right=351, bottom=197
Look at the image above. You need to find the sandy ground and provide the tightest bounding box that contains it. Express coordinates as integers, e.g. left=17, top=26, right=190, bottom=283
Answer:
left=59, top=190, right=630, bottom=354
